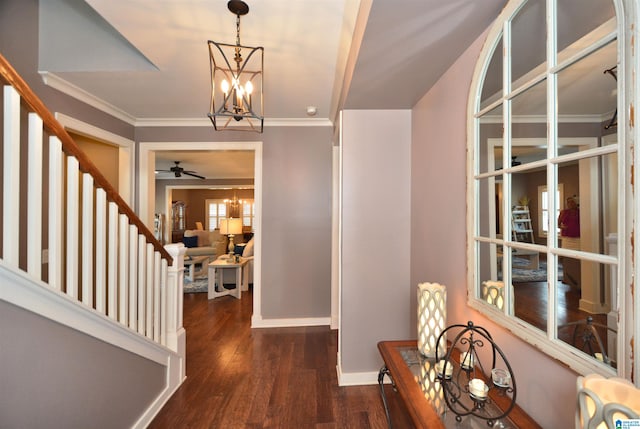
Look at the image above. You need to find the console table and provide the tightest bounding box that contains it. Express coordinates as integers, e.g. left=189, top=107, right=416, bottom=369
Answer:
left=377, top=340, right=541, bottom=429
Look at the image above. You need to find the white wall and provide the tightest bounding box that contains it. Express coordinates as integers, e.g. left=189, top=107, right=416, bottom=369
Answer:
left=410, top=29, right=578, bottom=428
left=339, top=110, right=412, bottom=381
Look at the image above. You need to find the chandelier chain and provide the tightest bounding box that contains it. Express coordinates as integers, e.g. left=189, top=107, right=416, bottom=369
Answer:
left=234, top=14, right=242, bottom=67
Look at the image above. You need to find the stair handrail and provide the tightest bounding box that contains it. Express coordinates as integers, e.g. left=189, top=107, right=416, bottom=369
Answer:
left=0, top=52, right=171, bottom=264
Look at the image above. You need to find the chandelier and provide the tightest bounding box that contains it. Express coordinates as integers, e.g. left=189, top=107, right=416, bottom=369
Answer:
left=208, top=0, right=264, bottom=133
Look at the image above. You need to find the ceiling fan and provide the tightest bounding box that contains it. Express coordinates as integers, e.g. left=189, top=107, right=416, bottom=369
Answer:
left=156, top=161, right=205, bottom=179
left=511, top=156, right=521, bottom=166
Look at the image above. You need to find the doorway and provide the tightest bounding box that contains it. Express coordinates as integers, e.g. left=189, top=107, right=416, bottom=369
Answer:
left=138, top=141, right=263, bottom=325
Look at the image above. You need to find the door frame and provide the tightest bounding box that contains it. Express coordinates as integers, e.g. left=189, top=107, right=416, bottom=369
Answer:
left=138, top=141, right=263, bottom=324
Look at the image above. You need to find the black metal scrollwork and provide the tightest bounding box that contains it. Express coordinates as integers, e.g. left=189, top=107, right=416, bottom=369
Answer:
left=435, top=321, right=517, bottom=426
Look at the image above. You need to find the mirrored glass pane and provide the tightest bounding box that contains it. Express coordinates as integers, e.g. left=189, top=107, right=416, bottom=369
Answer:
left=557, top=153, right=618, bottom=257
left=557, top=0, right=616, bottom=55
left=556, top=257, right=618, bottom=368
left=511, top=0, right=546, bottom=87
left=477, top=176, right=500, bottom=239
left=512, top=80, right=547, bottom=166
left=510, top=168, right=547, bottom=244
left=480, top=37, right=503, bottom=111
left=512, top=248, right=547, bottom=332
left=558, top=41, right=617, bottom=141
left=478, top=104, right=503, bottom=174
left=477, top=241, right=504, bottom=311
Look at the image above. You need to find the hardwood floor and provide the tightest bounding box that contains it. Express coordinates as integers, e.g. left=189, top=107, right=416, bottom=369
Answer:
left=513, top=280, right=610, bottom=354
left=149, top=290, right=411, bottom=428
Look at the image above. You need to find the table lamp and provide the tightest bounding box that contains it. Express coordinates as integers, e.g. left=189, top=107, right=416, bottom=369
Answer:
left=219, top=218, right=243, bottom=253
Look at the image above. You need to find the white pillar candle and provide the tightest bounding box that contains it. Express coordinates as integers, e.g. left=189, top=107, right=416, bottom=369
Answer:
left=469, top=378, right=488, bottom=398
left=461, top=351, right=474, bottom=369
left=437, top=359, right=453, bottom=378
left=417, top=282, right=447, bottom=358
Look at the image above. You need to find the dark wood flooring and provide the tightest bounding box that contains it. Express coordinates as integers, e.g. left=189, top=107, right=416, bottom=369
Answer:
left=149, top=290, right=413, bottom=429
left=513, top=280, right=610, bottom=355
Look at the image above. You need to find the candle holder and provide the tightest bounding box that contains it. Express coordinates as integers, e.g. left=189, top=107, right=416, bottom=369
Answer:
left=435, top=321, right=517, bottom=426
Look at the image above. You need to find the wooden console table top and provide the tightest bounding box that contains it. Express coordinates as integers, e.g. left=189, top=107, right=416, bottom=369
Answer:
left=378, top=340, right=542, bottom=429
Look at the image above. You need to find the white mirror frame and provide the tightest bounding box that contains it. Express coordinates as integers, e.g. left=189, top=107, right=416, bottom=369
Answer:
left=466, top=0, right=639, bottom=382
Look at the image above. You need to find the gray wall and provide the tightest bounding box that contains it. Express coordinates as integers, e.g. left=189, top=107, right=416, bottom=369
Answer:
left=410, top=29, right=578, bottom=428
left=340, top=110, right=412, bottom=373
left=0, top=301, right=165, bottom=429
left=137, top=126, right=334, bottom=320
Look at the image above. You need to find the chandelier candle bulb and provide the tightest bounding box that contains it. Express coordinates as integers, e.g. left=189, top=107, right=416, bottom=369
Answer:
left=417, top=282, right=447, bottom=358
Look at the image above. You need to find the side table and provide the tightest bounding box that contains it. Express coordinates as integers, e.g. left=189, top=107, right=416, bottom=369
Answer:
left=207, top=257, right=249, bottom=300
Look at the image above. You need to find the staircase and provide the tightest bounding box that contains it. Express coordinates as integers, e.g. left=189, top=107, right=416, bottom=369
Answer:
left=0, top=53, right=186, bottom=428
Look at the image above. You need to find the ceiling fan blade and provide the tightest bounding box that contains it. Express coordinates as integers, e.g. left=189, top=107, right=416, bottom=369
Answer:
left=182, top=171, right=205, bottom=179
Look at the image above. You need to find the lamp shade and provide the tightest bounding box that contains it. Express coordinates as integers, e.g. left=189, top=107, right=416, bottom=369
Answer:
left=417, top=282, right=447, bottom=358
left=219, top=218, right=243, bottom=235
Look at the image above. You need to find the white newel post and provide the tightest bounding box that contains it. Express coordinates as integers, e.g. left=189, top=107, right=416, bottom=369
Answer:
left=165, top=243, right=186, bottom=376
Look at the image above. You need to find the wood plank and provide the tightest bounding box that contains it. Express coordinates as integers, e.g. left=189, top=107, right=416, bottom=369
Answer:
left=149, top=292, right=393, bottom=428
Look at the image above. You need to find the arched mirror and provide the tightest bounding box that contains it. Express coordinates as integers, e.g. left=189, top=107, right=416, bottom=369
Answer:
left=467, top=0, right=635, bottom=377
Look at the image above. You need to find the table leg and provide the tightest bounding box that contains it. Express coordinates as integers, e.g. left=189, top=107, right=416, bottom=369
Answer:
left=232, top=266, right=242, bottom=299
left=378, top=365, right=394, bottom=429
left=241, top=263, right=249, bottom=291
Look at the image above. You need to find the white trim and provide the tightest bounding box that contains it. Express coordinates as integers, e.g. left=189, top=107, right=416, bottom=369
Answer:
left=250, top=316, right=331, bottom=328
left=0, top=260, right=178, bottom=365
left=480, top=114, right=613, bottom=124
left=41, top=72, right=136, bottom=125
left=336, top=354, right=378, bottom=386
left=139, top=141, right=263, bottom=327
left=136, top=117, right=333, bottom=128
left=55, top=113, right=136, bottom=205
left=40, top=73, right=333, bottom=129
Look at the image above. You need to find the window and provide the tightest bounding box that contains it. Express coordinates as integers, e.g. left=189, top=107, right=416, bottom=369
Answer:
left=242, top=200, right=255, bottom=229
left=467, top=0, right=635, bottom=377
left=206, top=199, right=227, bottom=231
left=538, top=184, right=563, bottom=237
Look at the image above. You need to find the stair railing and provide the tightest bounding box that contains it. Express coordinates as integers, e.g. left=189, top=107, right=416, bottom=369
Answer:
left=0, top=52, right=185, bottom=352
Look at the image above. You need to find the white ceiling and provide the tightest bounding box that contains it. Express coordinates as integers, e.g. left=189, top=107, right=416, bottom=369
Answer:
left=39, top=0, right=506, bottom=121
left=38, top=0, right=616, bottom=179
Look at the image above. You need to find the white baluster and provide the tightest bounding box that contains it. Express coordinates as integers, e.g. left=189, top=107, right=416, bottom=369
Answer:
left=3, top=86, right=20, bottom=267
left=95, top=189, right=107, bottom=314
left=146, top=243, right=154, bottom=339
left=27, top=113, right=43, bottom=278
left=81, top=174, right=94, bottom=307
left=48, top=137, right=63, bottom=291
left=129, top=224, right=138, bottom=331
left=66, top=156, right=79, bottom=299
left=153, top=251, right=161, bottom=342
left=118, top=214, right=129, bottom=325
left=107, top=202, right=118, bottom=319
left=137, top=234, right=146, bottom=335
left=160, top=258, right=168, bottom=346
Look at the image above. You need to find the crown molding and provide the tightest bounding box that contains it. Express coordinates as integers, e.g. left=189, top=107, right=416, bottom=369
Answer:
left=39, top=72, right=333, bottom=129
left=135, top=117, right=334, bottom=128
left=39, top=72, right=137, bottom=125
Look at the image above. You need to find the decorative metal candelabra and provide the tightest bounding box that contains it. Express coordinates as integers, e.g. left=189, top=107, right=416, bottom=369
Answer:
left=435, top=321, right=517, bottom=426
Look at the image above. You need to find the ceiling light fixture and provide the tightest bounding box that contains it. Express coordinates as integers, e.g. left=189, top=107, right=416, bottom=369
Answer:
left=208, top=0, right=264, bottom=133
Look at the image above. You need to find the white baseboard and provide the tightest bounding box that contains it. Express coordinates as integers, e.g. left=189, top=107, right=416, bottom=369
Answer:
left=335, top=351, right=381, bottom=386
left=133, top=352, right=186, bottom=428
left=251, top=315, right=331, bottom=328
